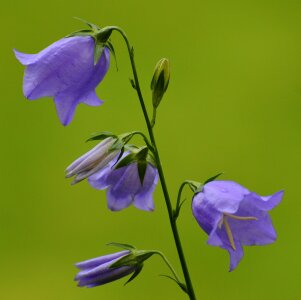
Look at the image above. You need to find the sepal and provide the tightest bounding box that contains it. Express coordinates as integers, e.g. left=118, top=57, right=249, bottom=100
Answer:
left=86, top=131, right=117, bottom=142
left=107, top=242, right=136, bottom=251
left=114, top=146, right=152, bottom=184
left=67, top=19, right=116, bottom=65
left=185, top=180, right=203, bottom=193
left=110, top=250, right=155, bottom=268
left=204, top=172, right=224, bottom=184
left=124, top=264, right=144, bottom=285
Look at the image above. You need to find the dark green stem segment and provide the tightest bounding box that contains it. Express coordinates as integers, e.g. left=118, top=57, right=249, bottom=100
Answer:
left=113, top=27, right=196, bottom=300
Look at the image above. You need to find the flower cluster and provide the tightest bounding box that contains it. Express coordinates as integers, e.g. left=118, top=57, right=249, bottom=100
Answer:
left=66, top=137, right=159, bottom=211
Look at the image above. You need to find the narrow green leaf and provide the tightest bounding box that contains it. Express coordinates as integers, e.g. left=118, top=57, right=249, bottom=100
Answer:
left=160, top=275, right=188, bottom=293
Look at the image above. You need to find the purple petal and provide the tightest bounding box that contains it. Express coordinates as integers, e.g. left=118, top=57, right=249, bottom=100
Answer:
left=192, top=192, right=223, bottom=235
left=226, top=242, right=244, bottom=272
left=244, top=190, right=284, bottom=211
left=14, top=49, right=38, bottom=65
left=77, top=266, right=135, bottom=287
left=54, top=93, right=77, bottom=126
left=134, top=165, right=158, bottom=211
left=106, top=164, right=141, bottom=198
left=106, top=190, right=133, bottom=211
left=88, top=164, right=113, bottom=190
left=21, top=37, right=94, bottom=100
left=80, top=90, right=103, bottom=106
left=203, top=181, right=249, bottom=214
left=228, top=196, right=277, bottom=246
left=207, top=223, right=244, bottom=271
left=75, top=250, right=129, bottom=270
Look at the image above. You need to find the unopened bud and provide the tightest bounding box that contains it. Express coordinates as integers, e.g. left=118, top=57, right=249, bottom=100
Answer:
left=151, top=58, right=170, bottom=108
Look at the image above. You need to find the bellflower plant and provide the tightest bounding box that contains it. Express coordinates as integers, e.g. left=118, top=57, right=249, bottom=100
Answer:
left=15, top=19, right=284, bottom=300
left=192, top=180, right=284, bottom=271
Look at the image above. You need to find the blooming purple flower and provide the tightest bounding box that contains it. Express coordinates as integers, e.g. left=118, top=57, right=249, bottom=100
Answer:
left=192, top=180, right=283, bottom=271
left=75, top=250, right=136, bottom=288
left=66, top=137, right=119, bottom=184
left=14, top=36, right=110, bottom=126
left=88, top=159, right=159, bottom=212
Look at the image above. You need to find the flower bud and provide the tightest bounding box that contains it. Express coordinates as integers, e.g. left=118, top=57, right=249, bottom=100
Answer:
left=74, top=246, right=156, bottom=287
left=151, top=58, right=170, bottom=108
left=66, top=137, right=119, bottom=184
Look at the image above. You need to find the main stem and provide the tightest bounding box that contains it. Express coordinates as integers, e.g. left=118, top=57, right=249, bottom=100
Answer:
left=113, top=27, right=196, bottom=300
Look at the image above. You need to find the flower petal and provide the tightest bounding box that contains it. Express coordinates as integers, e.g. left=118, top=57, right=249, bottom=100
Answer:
left=245, top=190, right=284, bottom=211
left=80, top=90, right=103, bottom=106
left=88, top=164, right=113, bottom=190
left=208, top=224, right=244, bottom=271
left=75, top=250, right=129, bottom=270
left=54, top=93, right=78, bottom=126
left=192, top=192, right=223, bottom=235
left=134, top=165, right=158, bottom=211
left=106, top=164, right=141, bottom=199
left=106, top=189, right=133, bottom=211
left=77, top=266, right=135, bottom=287
left=14, top=49, right=38, bottom=65
left=203, top=181, right=249, bottom=214
left=226, top=242, right=244, bottom=272
left=228, top=196, right=278, bottom=246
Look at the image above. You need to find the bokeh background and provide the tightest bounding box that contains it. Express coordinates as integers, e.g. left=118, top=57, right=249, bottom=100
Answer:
left=1, top=0, right=300, bottom=299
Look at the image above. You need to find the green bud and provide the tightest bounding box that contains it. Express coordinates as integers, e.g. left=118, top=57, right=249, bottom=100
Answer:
left=151, top=58, right=170, bottom=108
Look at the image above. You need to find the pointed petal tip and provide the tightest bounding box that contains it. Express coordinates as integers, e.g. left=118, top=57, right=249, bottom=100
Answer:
left=13, top=48, right=37, bottom=65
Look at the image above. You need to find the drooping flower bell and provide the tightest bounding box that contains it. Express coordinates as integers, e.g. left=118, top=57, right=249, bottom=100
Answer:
left=14, top=35, right=110, bottom=126
left=192, top=180, right=283, bottom=271
left=88, top=147, right=159, bottom=211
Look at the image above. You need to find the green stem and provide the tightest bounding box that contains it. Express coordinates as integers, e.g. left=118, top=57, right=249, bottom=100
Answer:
left=151, top=107, right=157, bottom=128
left=113, top=26, right=196, bottom=300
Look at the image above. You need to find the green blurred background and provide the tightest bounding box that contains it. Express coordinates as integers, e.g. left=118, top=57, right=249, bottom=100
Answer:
left=1, top=0, right=300, bottom=299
